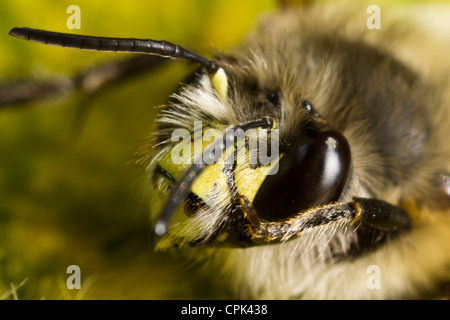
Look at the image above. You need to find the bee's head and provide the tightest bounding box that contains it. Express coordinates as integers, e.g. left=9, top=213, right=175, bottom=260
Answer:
left=145, top=46, right=356, bottom=249
left=145, top=10, right=433, bottom=252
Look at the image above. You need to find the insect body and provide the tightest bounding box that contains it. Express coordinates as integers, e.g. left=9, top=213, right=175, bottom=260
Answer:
left=7, top=1, right=450, bottom=299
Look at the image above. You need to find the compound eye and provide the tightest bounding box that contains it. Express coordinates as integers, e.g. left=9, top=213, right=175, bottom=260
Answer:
left=253, top=128, right=351, bottom=221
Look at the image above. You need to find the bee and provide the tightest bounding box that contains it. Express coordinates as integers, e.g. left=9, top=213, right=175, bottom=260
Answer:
left=5, top=0, right=450, bottom=299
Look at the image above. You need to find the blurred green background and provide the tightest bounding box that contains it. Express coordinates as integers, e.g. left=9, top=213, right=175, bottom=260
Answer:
left=0, top=0, right=275, bottom=299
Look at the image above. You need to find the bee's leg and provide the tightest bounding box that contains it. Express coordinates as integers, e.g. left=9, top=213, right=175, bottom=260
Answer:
left=0, top=55, right=166, bottom=108
left=200, top=193, right=267, bottom=248
left=244, top=198, right=411, bottom=243
left=353, top=198, right=411, bottom=232
left=235, top=194, right=267, bottom=237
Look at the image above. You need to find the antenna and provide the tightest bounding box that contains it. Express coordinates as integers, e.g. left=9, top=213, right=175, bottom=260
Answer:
left=9, top=27, right=218, bottom=74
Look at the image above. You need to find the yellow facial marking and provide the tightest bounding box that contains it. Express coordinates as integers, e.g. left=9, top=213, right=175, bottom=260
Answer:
left=210, top=67, right=228, bottom=100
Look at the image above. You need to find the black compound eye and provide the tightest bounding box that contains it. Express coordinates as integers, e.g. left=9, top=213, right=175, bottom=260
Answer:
left=252, top=127, right=351, bottom=221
